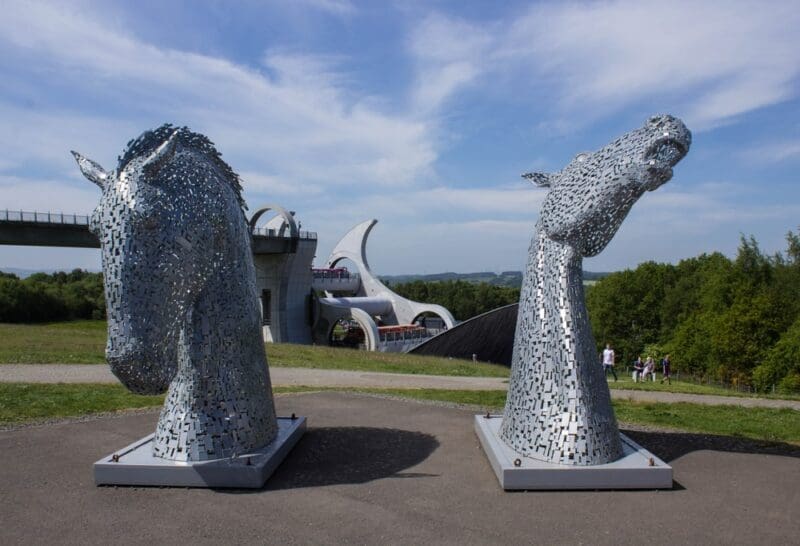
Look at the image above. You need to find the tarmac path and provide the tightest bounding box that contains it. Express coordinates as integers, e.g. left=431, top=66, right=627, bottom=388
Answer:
left=2, top=363, right=799, bottom=410
left=1, top=391, right=798, bottom=544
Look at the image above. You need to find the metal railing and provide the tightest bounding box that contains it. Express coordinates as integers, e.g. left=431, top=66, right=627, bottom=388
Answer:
left=2, top=210, right=318, bottom=240
left=312, top=271, right=360, bottom=281
left=379, top=328, right=442, bottom=343
left=251, top=226, right=317, bottom=240
left=1, top=210, right=90, bottom=225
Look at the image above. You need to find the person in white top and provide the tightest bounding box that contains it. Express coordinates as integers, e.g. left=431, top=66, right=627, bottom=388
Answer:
left=643, top=356, right=656, bottom=381
left=602, top=344, right=617, bottom=381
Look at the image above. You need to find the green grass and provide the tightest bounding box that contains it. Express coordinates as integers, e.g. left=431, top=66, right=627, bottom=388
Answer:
left=0, top=321, right=509, bottom=377
left=0, top=321, right=106, bottom=363
left=1, top=320, right=797, bottom=399
left=0, top=383, right=323, bottom=425
left=0, top=383, right=163, bottom=424
left=607, top=374, right=800, bottom=401
left=352, top=388, right=800, bottom=444
left=612, top=400, right=800, bottom=444
left=3, top=384, right=798, bottom=445
left=266, top=343, right=509, bottom=377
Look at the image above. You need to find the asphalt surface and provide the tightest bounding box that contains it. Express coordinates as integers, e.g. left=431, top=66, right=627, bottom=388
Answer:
left=1, top=391, right=798, bottom=545
left=2, top=364, right=800, bottom=409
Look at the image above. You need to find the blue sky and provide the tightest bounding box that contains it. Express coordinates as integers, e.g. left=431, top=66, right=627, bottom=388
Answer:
left=0, top=0, right=798, bottom=274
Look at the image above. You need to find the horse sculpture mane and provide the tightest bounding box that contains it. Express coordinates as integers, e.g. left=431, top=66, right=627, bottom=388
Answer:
left=501, top=114, right=691, bottom=466
left=73, top=125, right=277, bottom=461
left=117, top=124, right=247, bottom=211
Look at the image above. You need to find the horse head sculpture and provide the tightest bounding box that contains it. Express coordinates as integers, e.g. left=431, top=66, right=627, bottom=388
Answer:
left=74, top=125, right=277, bottom=461
left=502, top=115, right=690, bottom=465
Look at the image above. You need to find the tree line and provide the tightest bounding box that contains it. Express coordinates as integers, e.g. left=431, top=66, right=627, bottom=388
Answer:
left=585, top=232, right=800, bottom=394
left=4, top=230, right=799, bottom=392
left=389, top=279, right=520, bottom=322
left=0, top=269, right=105, bottom=322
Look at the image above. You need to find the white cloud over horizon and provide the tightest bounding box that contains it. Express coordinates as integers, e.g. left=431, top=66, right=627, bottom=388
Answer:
left=0, top=1, right=437, bottom=191
left=408, top=1, right=800, bottom=131
left=0, top=0, right=798, bottom=275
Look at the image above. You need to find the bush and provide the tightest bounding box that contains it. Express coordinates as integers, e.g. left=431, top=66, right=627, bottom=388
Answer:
left=0, top=269, right=104, bottom=323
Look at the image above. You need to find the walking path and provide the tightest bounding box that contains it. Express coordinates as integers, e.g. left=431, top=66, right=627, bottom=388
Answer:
left=3, top=392, right=798, bottom=544
left=1, top=364, right=799, bottom=410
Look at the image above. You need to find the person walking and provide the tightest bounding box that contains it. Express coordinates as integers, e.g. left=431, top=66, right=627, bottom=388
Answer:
left=602, top=344, right=618, bottom=381
left=660, top=354, right=672, bottom=385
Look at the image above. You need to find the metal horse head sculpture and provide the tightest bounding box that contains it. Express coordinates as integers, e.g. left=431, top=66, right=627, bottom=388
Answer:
left=74, top=125, right=277, bottom=461
left=502, top=115, right=691, bottom=465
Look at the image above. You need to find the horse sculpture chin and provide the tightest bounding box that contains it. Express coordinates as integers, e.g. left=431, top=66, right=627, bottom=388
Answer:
left=501, top=114, right=691, bottom=466
left=74, top=124, right=278, bottom=462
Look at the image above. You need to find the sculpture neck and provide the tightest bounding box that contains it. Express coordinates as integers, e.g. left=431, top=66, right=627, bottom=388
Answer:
left=534, top=230, right=584, bottom=302
left=500, top=226, right=622, bottom=465
left=153, top=254, right=276, bottom=461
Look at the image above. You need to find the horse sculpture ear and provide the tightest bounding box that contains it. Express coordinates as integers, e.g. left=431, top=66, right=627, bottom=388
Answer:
left=71, top=151, right=109, bottom=189
left=522, top=172, right=552, bottom=188
left=140, top=130, right=179, bottom=178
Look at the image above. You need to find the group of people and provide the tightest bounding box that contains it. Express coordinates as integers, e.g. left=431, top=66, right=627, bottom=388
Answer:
left=601, top=344, right=672, bottom=384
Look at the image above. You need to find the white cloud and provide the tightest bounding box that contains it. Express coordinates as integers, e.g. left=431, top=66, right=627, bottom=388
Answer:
left=0, top=1, right=437, bottom=196
left=308, top=185, right=544, bottom=224
left=408, top=14, right=492, bottom=114
left=584, top=178, right=800, bottom=270
left=0, top=175, right=102, bottom=212
left=238, top=171, right=323, bottom=197
left=292, top=0, right=356, bottom=16
left=744, top=139, right=800, bottom=164
left=408, top=1, right=800, bottom=130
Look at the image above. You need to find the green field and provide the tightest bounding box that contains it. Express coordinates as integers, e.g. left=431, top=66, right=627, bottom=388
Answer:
left=2, top=383, right=798, bottom=445
left=0, top=321, right=106, bottom=363
left=607, top=375, right=800, bottom=400
left=266, top=343, right=508, bottom=377
left=0, top=321, right=509, bottom=377
left=1, top=320, right=799, bottom=400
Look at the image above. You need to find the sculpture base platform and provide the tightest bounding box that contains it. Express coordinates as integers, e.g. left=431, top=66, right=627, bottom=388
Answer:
left=475, top=415, right=671, bottom=490
left=94, top=416, right=306, bottom=488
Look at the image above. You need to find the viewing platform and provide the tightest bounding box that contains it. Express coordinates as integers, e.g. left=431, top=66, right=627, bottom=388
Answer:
left=0, top=210, right=317, bottom=255
left=311, top=268, right=361, bottom=293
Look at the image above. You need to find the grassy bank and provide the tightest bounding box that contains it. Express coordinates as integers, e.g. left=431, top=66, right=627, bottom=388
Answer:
left=1, top=320, right=797, bottom=400
left=607, top=375, right=800, bottom=401
left=0, top=321, right=508, bottom=377
left=0, top=321, right=106, bottom=363
left=0, top=383, right=320, bottom=425
left=0, top=383, right=163, bottom=424
left=266, top=343, right=508, bottom=377
left=351, top=388, right=800, bottom=444
left=2, top=383, right=798, bottom=445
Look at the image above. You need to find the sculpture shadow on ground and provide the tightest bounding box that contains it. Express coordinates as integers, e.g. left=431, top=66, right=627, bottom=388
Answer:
left=621, top=428, right=800, bottom=463
left=218, top=426, right=440, bottom=493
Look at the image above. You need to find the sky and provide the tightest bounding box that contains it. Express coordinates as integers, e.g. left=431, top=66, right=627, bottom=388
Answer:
left=0, top=0, right=798, bottom=275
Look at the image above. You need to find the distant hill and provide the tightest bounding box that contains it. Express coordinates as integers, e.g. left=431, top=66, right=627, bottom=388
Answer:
left=380, top=270, right=609, bottom=288
left=0, top=267, right=101, bottom=279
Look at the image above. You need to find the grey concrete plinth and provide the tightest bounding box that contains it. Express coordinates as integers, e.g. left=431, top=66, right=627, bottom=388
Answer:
left=94, top=416, right=306, bottom=488
left=475, top=415, right=672, bottom=490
